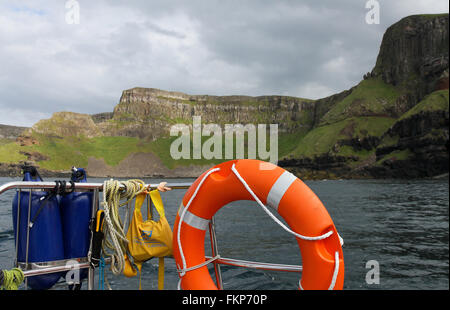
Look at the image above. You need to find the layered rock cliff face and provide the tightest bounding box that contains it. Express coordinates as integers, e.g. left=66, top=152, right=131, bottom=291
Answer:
left=372, top=14, right=449, bottom=101
left=25, top=88, right=317, bottom=141
left=367, top=14, right=449, bottom=178
left=104, top=87, right=316, bottom=140
left=26, top=87, right=318, bottom=142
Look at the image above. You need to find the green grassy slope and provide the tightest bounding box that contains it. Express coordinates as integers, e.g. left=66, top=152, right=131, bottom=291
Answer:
left=319, top=78, right=400, bottom=125
left=0, top=129, right=300, bottom=171
left=289, top=116, right=396, bottom=158
left=285, top=80, right=448, bottom=172
left=286, top=77, right=402, bottom=166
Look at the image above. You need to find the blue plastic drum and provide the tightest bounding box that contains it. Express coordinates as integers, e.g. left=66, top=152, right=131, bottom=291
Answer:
left=60, top=168, right=93, bottom=286
left=12, top=167, right=65, bottom=290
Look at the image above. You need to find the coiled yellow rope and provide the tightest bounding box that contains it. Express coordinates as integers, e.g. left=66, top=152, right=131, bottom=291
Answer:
left=101, top=179, right=147, bottom=276
left=0, top=268, right=24, bottom=290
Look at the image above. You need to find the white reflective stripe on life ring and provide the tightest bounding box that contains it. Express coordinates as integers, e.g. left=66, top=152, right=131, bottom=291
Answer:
left=178, top=202, right=210, bottom=231
left=266, top=170, right=297, bottom=211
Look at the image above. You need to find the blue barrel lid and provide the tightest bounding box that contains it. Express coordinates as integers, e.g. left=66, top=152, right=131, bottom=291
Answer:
left=71, top=167, right=87, bottom=183
left=22, top=166, right=43, bottom=182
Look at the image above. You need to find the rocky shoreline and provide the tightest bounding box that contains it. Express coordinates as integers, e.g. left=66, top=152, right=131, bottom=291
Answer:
left=2, top=160, right=448, bottom=181
left=0, top=159, right=212, bottom=179
left=0, top=163, right=71, bottom=178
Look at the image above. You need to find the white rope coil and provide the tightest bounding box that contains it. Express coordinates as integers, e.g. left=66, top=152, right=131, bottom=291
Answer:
left=101, top=179, right=146, bottom=275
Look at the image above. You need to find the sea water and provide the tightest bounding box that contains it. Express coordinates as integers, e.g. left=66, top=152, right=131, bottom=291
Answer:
left=0, top=177, right=448, bottom=290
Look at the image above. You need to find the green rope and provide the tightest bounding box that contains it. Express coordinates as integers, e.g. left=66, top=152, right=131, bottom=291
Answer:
left=0, top=268, right=24, bottom=290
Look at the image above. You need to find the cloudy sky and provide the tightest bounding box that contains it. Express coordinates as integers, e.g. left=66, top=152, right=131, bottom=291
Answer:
left=0, top=0, right=448, bottom=127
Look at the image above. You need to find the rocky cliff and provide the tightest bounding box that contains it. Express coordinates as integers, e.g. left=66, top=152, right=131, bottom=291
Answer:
left=1, top=14, right=448, bottom=179
left=367, top=14, right=449, bottom=178
left=281, top=13, right=449, bottom=179
left=100, top=87, right=316, bottom=141
left=372, top=14, right=448, bottom=99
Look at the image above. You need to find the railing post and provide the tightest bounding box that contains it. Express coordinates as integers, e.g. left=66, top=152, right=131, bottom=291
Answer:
left=209, top=217, right=223, bottom=289
left=87, top=188, right=99, bottom=290
left=24, top=189, right=32, bottom=289
left=14, top=189, right=21, bottom=268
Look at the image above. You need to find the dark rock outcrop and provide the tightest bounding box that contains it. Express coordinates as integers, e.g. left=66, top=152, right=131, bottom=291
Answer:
left=372, top=109, right=449, bottom=178
left=372, top=14, right=449, bottom=100
left=91, top=112, right=113, bottom=123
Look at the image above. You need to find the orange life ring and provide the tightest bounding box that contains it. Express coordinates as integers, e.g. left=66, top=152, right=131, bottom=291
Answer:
left=173, top=159, right=344, bottom=290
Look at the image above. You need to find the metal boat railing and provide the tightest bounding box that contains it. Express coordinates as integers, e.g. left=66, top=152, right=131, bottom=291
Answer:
left=0, top=181, right=302, bottom=290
